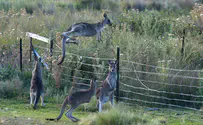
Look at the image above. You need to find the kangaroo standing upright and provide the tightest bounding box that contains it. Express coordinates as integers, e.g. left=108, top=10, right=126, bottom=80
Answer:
left=58, top=13, right=112, bottom=65
left=96, top=60, right=117, bottom=112
left=30, top=43, right=45, bottom=110
left=46, top=79, right=97, bottom=122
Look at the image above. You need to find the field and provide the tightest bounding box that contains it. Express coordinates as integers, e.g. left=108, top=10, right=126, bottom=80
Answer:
left=1, top=0, right=203, bottom=124
left=0, top=98, right=203, bottom=125
left=0, top=99, right=83, bottom=125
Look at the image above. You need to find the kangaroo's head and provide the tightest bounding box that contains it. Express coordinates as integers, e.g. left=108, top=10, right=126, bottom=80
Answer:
left=108, top=60, right=117, bottom=72
left=103, top=13, right=112, bottom=26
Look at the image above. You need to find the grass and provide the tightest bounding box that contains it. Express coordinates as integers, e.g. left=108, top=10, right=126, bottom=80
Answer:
left=0, top=98, right=203, bottom=125
left=0, top=99, right=86, bottom=125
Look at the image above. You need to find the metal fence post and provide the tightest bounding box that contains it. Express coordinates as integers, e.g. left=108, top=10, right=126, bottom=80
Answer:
left=49, top=30, right=54, bottom=72
left=116, top=46, right=120, bottom=103
left=181, top=29, right=186, bottom=57
left=50, top=38, right=53, bottom=72
left=29, top=37, right=32, bottom=62
left=20, top=38, right=22, bottom=71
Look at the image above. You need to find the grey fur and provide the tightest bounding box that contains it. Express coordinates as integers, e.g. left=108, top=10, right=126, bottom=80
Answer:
left=58, top=13, right=112, bottom=65
left=46, top=80, right=97, bottom=122
left=96, top=60, right=117, bottom=112
left=30, top=43, right=45, bottom=110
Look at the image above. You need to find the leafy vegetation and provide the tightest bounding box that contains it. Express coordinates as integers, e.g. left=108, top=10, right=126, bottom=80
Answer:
left=1, top=0, right=203, bottom=124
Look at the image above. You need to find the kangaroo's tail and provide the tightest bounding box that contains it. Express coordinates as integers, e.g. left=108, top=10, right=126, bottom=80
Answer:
left=33, top=89, right=41, bottom=110
left=58, top=35, right=67, bottom=65
left=46, top=97, right=69, bottom=121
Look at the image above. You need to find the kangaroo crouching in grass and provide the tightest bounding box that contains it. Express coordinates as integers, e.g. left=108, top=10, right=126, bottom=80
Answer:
left=30, top=43, right=45, bottom=110
left=46, top=79, right=97, bottom=122
left=96, top=60, right=117, bottom=112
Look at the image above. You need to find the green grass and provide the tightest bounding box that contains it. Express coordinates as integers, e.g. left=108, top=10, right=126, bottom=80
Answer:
left=0, top=99, right=203, bottom=125
left=0, top=99, right=86, bottom=125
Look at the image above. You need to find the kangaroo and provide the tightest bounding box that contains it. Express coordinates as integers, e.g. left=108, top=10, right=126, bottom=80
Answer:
left=58, top=13, right=112, bottom=65
left=30, top=43, right=45, bottom=110
left=46, top=79, right=97, bottom=122
left=96, top=60, right=117, bottom=112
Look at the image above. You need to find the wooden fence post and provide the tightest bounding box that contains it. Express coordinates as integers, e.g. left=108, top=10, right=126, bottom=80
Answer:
left=116, top=46, right=120, bottom=103
left=20, top=38, right=22, bottom=71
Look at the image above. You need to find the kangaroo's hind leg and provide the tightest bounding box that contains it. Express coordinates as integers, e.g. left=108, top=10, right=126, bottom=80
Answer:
left=30, top=91, right=34, bottom=105
left=62, top=31, right=81, bottom=44
left=65, top=105, right=79, bottom=122
left=98, top=99, right=104, bottom=112
left=109, top=91, right=114, bottom=106
left=40, top=93, right=45, bottom=106
left=96, top=31, right=101, bottom=41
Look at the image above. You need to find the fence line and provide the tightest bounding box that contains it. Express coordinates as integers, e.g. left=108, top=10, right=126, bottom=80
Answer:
left=121, top=59, right=202, bottom=72
left=61, top=74, right=103, bottom=83
left=121, top=76, right=202, bottom=88
left=120, top=89, right=203, bottom=104
left=59, top=60, right=108, bottom=69
left=61, top=66, right=106, bottom=76
left=119, top=96, right=202, bottom=111
left=120, top=81, right=203, bottom=98
left=34, top=44, right=116, bottom=61
left=121, top=69, right=202, bottom=80
left=61, top=79, right=91, bottom=87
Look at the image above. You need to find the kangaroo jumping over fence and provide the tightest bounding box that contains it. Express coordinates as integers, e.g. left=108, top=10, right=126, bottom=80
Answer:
left=58, top=13, right=112, bottom=65
left=96, top=60, right=117, bottom=112
left=46, top=79, right=97, bottom=122
left=30, top=43, right=45, bottom=110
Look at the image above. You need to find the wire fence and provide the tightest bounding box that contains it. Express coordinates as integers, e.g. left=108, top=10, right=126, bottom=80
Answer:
left=1, top=33, right=203, bottom=122
left=31, top=41, right=203, bottom=109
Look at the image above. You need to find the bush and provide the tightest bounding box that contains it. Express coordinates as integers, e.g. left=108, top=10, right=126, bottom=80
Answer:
left=79, top=104, right=149, bottom=125
left=74, top=0, right=102, bottom=10
left=117, top=10, right=172, bottom=37
left=0, top=66, right=16, bottom=81
left=18, top=71, right=32, bottom=89
left=0, top=75, right=23, bottom=98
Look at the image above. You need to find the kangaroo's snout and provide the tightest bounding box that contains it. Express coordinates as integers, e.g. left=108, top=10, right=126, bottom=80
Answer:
left=109, top=23, right=112, bottom=26
left=108, top=20, right=112, bottom=26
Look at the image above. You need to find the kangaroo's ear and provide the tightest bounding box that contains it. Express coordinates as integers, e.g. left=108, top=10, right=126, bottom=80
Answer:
left=103, top=13, right=107, bottom=18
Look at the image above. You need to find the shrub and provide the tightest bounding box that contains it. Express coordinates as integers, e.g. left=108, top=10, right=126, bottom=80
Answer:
left=18, top=71, right=32, bottom=89
left=74, top=0, right=102, bottom=10
left=0, top=75, right=23, bottom=98
left=117, top=10, right=172, bottom=37
left=0, top=66, right=16, bottom=81
left=0, top=1, right=12, bottom=11
left=79, top=104, right=149, bottom=125
left=191, top=3, right=203, bottom=32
